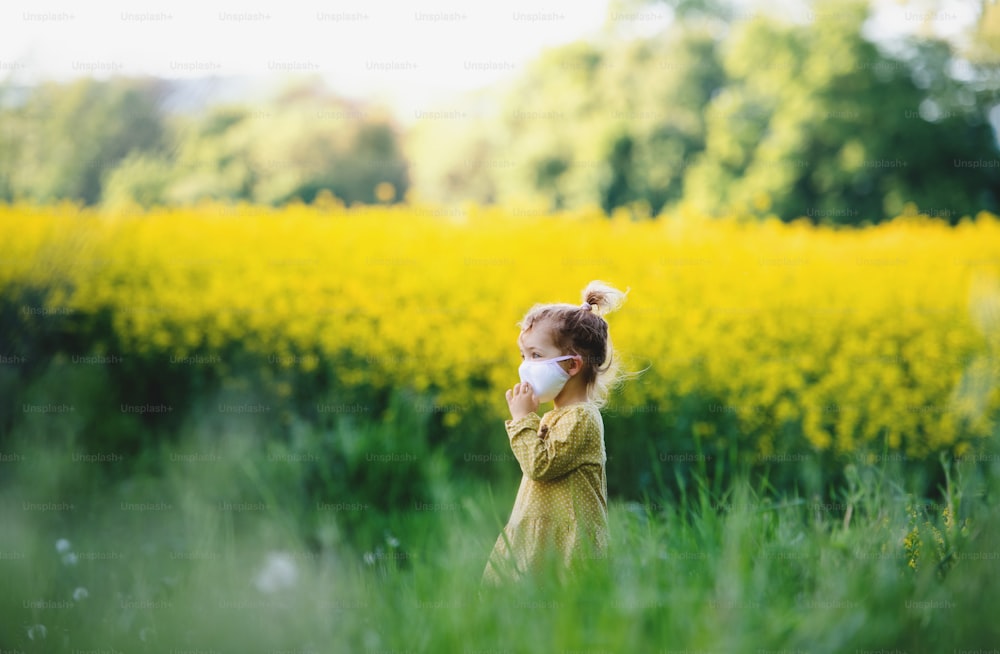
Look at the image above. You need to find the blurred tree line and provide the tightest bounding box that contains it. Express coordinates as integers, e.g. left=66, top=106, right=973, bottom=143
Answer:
left=409, top=0, right=1000, bottom=223
left=0, top=77, right=409, bottom=208
left=0, top=0, right=998, bottom=223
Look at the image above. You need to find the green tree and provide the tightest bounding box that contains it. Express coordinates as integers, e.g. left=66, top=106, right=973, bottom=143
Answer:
left=408, top=31, right=726, bottom=214
left=0, top=77, right=166, bottom=204
left=164, top=81, right=408, bottom=206
left=410, top=0, right=999, bottom=221
left=682, top=1, right=1000, bottom=223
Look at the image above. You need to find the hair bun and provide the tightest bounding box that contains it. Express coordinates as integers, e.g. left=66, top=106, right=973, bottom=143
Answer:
left=581, top=280, right=628, bottom=317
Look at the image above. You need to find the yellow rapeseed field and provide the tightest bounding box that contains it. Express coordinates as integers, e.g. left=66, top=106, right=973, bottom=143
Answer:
left=1, top=200, right=998, bottom=462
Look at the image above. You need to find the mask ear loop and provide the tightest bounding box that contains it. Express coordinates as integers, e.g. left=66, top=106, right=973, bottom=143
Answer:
left=559, top=354, right=583, bottom=375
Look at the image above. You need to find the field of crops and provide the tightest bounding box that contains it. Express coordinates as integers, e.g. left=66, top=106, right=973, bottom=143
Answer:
left=2, top=202, right=999, bottom=477
left=3, top=202, right=1000, bottom=650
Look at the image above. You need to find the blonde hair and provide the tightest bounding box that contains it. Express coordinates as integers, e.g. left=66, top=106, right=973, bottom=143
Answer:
left=518, top=280, right=629, bottom=408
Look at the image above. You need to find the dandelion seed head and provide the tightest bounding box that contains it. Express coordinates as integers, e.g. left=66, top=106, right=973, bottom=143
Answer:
left=254, top=551, right=299, bottom=593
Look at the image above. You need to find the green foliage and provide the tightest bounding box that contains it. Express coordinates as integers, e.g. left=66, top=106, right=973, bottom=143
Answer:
left=408, top=31, right=726, bottom=214
left=101, top=152, right=175, bottom=209
left=408, top=0, right=1000, bottom=223
left=165, top=89, right=409, bottom=206
left=684, top=0, right=1000, bottom=223
left=0, top=77, right=166, bottom=204
left=2, top=451, right=998, bottom=651
left=2, top=2, right=996, bottom=222
left=0, top=78, right=409, bottom=208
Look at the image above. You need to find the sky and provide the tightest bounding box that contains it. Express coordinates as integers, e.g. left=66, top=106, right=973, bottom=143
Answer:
left=0, top=0, right=616, bottom=122
left=0, top=0, right=982, bottom=124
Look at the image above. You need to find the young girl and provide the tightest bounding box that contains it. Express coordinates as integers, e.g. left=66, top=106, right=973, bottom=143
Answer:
left=481, top=280, right=628, bottom=587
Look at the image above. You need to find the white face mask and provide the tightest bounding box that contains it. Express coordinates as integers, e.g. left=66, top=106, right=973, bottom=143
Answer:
left=518, top=355, right=578, bottom=403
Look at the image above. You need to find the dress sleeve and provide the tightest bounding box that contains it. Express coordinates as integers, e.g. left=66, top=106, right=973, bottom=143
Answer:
left=505, top=408, right=595, bottom=482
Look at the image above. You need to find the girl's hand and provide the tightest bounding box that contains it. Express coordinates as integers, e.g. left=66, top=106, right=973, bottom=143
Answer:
left=506, top=382, right=539, bottom=421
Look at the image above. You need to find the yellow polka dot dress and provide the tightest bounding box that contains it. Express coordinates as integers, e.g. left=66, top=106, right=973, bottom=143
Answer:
left=482, top=402, right=608, bottom=586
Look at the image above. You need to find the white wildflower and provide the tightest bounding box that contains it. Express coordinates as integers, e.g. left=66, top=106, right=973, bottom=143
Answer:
left=254, top=551, right=299, bottom=593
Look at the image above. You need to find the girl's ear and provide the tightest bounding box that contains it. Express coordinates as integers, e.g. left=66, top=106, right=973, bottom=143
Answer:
left=569, top=354, right=584, bottom=376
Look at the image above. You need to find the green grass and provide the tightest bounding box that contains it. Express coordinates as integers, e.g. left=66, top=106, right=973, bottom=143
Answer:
left=2, top=421, right=999, bottom=653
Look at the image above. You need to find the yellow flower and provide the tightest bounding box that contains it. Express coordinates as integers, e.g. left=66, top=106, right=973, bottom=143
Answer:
left=0, top=203, right=997, bottom=467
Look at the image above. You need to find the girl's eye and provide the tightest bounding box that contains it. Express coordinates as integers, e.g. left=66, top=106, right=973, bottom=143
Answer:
left=532, top=353, right=542, bottom=358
